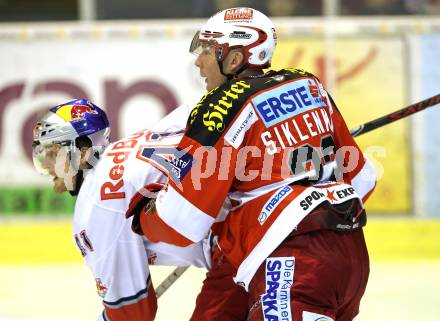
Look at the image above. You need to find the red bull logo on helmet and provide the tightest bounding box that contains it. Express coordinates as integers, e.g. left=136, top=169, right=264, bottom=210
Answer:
left=54, top=102, right=98, bottom=122
left=71, top=104, right=98, bottom=119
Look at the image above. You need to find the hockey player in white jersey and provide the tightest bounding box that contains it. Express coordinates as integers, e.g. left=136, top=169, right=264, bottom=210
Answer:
left=32, top=99, right=209, bottom=321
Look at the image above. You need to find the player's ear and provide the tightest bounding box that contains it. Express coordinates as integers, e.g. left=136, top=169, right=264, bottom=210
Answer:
left=233, top=50, right=245, bottom=66
left=228, top=49, right=245, bottom=73
left=76, top=136, right=94, bottom=170
left=79, top=146, right=93, bottom=169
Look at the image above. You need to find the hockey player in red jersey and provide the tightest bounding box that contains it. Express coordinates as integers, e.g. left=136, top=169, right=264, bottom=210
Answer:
left=127, top=7, right=377, bottom=321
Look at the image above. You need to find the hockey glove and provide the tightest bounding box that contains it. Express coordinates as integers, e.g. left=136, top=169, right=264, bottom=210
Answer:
left=125, top=182, right=166, bottom=236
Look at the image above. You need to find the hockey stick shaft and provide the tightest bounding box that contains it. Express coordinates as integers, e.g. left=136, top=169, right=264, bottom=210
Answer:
left=155, top=266, right=189, bottom=299
left=350, top=93, right=440, bottom=137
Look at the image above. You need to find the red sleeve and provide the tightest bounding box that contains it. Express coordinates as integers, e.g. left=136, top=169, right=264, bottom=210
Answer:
left=138, top=81, right=252, bottom=246
left=139, top=135, right=238, bottom=246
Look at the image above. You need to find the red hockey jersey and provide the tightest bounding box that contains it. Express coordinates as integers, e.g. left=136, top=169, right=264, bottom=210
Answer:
left=140, top=68, right=376, bottom=290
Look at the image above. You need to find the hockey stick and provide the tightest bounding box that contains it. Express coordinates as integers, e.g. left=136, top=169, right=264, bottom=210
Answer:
left=350, top=93, right=440, bottom=137
left=155, top=266, right=189, bottom=299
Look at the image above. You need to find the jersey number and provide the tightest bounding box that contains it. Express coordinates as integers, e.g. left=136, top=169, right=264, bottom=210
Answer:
left=289, top=135, right=335, bottom=182
left=74, top=230, right=94, bottom=257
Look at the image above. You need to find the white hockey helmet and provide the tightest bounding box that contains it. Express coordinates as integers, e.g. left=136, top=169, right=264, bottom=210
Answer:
left=32, top=99, right=110, bottom=176
left=190, top=7, right=277, bottom=69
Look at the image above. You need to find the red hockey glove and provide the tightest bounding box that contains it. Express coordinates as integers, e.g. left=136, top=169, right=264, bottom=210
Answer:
left=125, top=182, right=166, bottom=236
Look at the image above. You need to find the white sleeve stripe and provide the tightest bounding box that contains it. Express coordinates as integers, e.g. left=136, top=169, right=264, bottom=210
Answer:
left=156, top=185, right=215, bottom=242
left=351, top=157, right=377, bottom=200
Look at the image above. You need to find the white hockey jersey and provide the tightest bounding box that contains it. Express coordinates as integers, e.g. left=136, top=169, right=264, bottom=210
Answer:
left=72, top=104, right=208, bottom=321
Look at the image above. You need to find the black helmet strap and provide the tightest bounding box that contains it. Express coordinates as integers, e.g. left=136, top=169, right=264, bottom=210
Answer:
left=218, top=59, right=249, bottom=80
left=69, top=169, right=84, bottom=197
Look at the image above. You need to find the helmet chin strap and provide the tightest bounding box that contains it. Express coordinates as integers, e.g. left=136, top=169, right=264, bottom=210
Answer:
left=69, top=169, right=84, bottom=197
left=218, top=59, right=249, bottom=80
left=68, top=150, right=101, bottom=197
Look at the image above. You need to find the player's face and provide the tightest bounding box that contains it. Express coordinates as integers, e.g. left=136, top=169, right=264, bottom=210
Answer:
left=35, top=144, right=77, bottom=193
left=194, top=47, right=227, bottom=91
